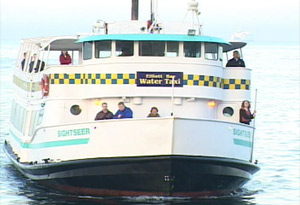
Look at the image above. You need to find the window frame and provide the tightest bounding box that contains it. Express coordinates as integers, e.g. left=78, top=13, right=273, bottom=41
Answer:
left=116, top=40, right=134, bottom=57
left=83, top=42, right=93, bottom=60
left=204, top=43, right=218, bottom=61
left=95, top=40, right=112, bottom=59
left=166, top=41, right=179, bottom=57
left=139, top=41, right=166, bottom=57
left=183, top=41, right=202, bottom=58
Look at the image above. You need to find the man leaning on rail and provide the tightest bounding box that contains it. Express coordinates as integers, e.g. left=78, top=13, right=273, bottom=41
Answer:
left=226, top=50, right=246, bottom=67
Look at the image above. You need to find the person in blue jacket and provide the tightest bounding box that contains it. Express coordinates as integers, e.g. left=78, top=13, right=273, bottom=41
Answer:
left=113, top=102, right=133, bottom=119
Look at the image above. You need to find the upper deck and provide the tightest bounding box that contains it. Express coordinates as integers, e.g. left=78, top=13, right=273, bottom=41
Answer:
left=14, top=33, right=250, bottom=100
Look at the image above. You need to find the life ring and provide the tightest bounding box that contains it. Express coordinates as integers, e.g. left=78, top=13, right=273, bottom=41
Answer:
left=41, top=74, right=49, bottom=96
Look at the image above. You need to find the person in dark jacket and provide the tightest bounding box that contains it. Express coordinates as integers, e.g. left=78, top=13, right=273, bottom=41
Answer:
left=113, top=102, right=133, bottom=119
left=60, top=51, right=72, bottom=65
left=21, top=52, right=27, bottom=70
left=95, top=102, right=113, bottom=120
left=239, top=100, right=256, bottom=125
left=29, top=54, right=45, bottom=73
left=147, top=107, right=160, bottom=117
left=226, top=50, right=245, bottom=67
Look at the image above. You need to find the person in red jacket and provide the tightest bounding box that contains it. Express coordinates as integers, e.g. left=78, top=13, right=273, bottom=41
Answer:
left=60, top=51, right=72, bottom=65
left=239, top=100, right=256, bottom=125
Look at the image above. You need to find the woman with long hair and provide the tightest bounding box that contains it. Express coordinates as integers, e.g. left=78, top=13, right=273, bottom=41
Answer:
left=60, top=50, right=72, bottom=65
left=239, top=100, right=256, bottom=125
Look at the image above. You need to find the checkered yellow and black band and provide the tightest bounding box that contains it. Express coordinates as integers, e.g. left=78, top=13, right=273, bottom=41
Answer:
left=48, top=73, right=250, bottom=90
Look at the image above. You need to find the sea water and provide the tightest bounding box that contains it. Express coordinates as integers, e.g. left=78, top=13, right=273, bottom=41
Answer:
left=0, top=41, right=299, bottom=204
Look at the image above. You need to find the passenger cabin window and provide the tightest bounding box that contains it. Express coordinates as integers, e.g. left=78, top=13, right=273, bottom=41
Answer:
left=184, top=42, right=201, bottom=58
left=205, top=43, right=218, bottom=60
left=83, top=42, right=93, bottom=60
left=116, top=41, right=134, bottom=57
left=139, top=41, right=165, bottom=56
left=95, top=41, right=112, bottom=58
left=166, top=42, right=179, bottom=57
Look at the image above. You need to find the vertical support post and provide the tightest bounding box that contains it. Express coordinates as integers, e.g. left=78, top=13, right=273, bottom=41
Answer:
left=226, top=52, right=229, bottom=62
left=240, top=48, right=243, bottom=59
left=250, top=88, right=258, bottom=162
left=46, top=44, right=51, bottom=68
left=253, top=88, right=258, bottom=127
left=170, top=76, right=175, bottom=116
left=150, top=0, right=154, bottom=22
left=71, top=50, right=74, bottom=65
left=131, top=0, right=139, bottom=20
left=16, top=42, right=24, bottom=70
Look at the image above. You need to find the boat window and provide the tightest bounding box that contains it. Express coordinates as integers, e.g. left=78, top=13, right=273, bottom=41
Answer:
left=205, top=43, right=218, bottom=60
left=14, top=105, right=21, bottom=131
left=36, top=109, right=44, bottom=126
left=116, top=41, right=134, bottom=57
left=28, top=111, right=38, bottom=136
left=70, top=105, right=82, bottom=115
left=83, top=42, right=93, bottom=60
left=95, top=41, right=112, bottom=58
left=10, top=101, right=16, bottom=123
left=184, top=42, right=201, bottom=58
left=223, top=107, right=234, bottom=117
left=166, top=42, right=179, bottom=57
left=16, top=106, right=26, bottom=133
left=139, top=41, right=165, bottom=56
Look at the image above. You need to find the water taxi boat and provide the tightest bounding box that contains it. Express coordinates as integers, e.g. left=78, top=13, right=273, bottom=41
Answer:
left=4, top=0, right=259, bottom=197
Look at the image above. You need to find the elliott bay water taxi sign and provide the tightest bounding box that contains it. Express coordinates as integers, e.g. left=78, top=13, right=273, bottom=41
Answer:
left=136, top=72, right=183, bottom=87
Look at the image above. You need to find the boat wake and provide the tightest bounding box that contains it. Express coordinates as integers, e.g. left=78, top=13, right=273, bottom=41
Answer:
left=66, top=188, right=261, bottom=204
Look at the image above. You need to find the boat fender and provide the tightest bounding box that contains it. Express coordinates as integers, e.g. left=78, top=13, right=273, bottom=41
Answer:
left=41, top=75, right=49, bottom=96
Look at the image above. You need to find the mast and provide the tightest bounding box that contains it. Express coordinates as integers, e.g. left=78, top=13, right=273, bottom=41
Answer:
left=131, top=0, right=139, bottom=20
left=150, top=0, right=155, bottom=22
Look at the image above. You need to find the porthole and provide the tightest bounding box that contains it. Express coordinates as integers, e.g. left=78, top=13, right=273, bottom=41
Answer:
left=223, top=107, right=234, bottom=117
left=70, top=105, right=81, bottom=115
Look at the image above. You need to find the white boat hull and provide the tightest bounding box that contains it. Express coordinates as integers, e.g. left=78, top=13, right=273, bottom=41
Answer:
left=8, top=117, right=254, bottom=163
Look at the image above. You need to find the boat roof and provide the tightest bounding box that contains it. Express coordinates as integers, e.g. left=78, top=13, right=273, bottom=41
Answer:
left=22, top=36, right=82, bottom=51
left=223, top=42, right=247, bottom=52
left=76, top=34, right=230, bottom=45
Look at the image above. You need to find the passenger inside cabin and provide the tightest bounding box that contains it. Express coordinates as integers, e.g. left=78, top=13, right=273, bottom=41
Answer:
left=21, top=52, right=27, bottom=70
left=60, top=51, right=72, bottom=65
left=147, top=107, right=160, bottom=118
left=95, top=102, right=114, bottom=120
left=226, top=50, right=246, bottom=67
left=113, top=102, right=133, bottom=119
left=119, top=48, right=132, bottom=56
left=239, top=100, right=256, bottom=125
left=29, top=54, right=45, bottom=73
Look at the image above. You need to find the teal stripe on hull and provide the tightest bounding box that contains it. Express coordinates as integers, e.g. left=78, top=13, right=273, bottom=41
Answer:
left=233, top=138, right=252, bottom=148
left=9, top=130, right=90, bottom=149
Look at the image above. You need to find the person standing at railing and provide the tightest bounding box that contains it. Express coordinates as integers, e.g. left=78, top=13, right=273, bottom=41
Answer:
left=113, top=102, right=133, bottom=119
left=226, top=50, right=245, bottom=67
left=239, top=100, right=256, bottom=125
left=29, top=54, right=45, bottom=73
left=21, top=52, right=27, bottom=71
left=147, top=107, right=160, bottom=117
left=95, top=102, right=114, bottom=120
left=59, top=50, right=72, bottom=65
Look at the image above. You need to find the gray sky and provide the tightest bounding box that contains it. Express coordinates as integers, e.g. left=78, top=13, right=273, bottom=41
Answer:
left=1, top=0, right=299, bottom=43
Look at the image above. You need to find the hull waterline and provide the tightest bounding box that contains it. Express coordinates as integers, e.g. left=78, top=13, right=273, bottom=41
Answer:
left=4, top=141, right=259, bottom=197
